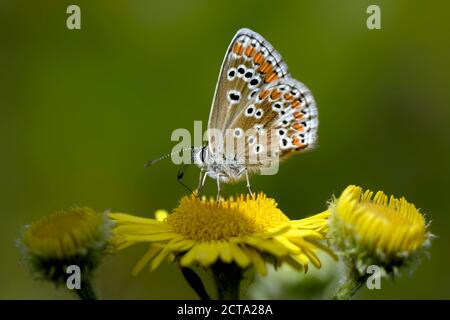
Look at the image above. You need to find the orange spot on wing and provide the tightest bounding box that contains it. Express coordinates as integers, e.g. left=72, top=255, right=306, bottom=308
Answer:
left=293, top=112, right=304, bottom=120
left=265, top=72, right=279, bottom=83
left=292, top=122, right=304, bottom=131
left=292, top=100, right=301, bottom=109
left=284, top=93, right=294, bottom=102
left=253, top=52, right=264, bottom=64
left=233, top=43, right=244, bottom=55
left=258, top=90, right=270, bottom=100
left=292, top=137, right=301, bottom=146
left=270, top=89, right=282, bottom=100
left=258, top=62, right=273, bottom=74
left=245, top=46, right=256, bottom=57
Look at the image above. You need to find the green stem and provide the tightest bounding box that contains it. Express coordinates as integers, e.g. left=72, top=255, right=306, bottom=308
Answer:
left=331, top=264, right=367, bottom=300
left=211, top=261, right=242, bottom=300
left=73, top=278, right=98, bottom=300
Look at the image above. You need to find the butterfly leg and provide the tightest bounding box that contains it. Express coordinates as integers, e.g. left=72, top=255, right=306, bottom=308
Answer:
left=197, top=170, right=209, bottom=197
left=245, top=168, right=254, bottom=197
left=216, top=174, right=221, bottom=203
left=195, top=169, right=204, bottom=197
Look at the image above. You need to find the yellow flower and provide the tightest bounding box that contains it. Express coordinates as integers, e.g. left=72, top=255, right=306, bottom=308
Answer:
left=328, top=185, right=431, bottom=273
left=19, top=207, right=112, bottom=288
left=23, top=207, right=107, bottom=258
left=110, top=193, right=332, bottom=276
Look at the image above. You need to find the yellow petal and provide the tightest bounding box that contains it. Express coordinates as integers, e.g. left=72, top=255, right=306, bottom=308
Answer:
left=243, top=237, right=288, bottom=257
left=132, top=246, right=160, bottom=276
left=273, top=236, right=301, bottom=254
left=218, top=241, right=233, bottom=263
left=109, top=213, right=162, bottom=225
left=150, top=247, right=172, bottom=271
left=196, top=242, right=220, bottom=266
left=123, top=233, right=176, bottom=242
left=229, top=243, right=250, bottom=268
left=180, top=245, right=199, bottom=267
left=241, top=246, right=267, bottom=275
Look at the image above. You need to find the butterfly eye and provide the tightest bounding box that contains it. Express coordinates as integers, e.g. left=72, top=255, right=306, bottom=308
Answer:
left=227, top=68, right=237, bottom=81
left=200, top=147, right=207, bottom=163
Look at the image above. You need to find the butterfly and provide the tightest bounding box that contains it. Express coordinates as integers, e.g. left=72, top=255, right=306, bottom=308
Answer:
left=148, top=28, right=318, bottom=201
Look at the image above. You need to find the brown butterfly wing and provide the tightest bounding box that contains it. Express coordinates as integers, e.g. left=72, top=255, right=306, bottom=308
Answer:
left=207, top=28, right=318, bottom=174
left=207, top=29, right=289, bottom=146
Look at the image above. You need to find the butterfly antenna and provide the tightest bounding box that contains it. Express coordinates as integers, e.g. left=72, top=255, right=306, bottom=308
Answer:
left=144, top=147, right=192, bottom=168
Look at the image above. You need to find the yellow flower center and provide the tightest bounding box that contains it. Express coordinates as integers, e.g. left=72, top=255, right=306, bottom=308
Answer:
left=333, top=185, right=427, bottom=257
left=166, top=193, right=289, bottom=241
left=24, top=207, right=104, bottom=258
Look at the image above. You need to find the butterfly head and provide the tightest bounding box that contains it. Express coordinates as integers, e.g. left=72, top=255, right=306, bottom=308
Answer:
left=192, top=145, right=209, bottom=168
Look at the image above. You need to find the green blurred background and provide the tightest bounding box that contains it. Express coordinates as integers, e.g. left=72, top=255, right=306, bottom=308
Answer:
left=1, top=0, right=449, bottom=299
